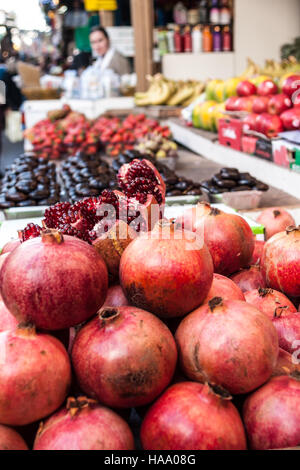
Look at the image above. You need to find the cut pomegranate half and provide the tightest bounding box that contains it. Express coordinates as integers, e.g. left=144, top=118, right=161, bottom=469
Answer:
left=18, top=159, right=166, bottom=244
left=118, top=159, right=166, bottom=206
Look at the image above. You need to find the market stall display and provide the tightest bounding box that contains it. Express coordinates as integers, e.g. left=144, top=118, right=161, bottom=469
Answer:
left=24, top=110, right=174, bottom=160
left=0, top=147, right=300, bottom=450
left=0, top=155, right=60, bottom=210
left=1, top=0, right=300, bottom=453
left=192, top=72, right=300, bottom=135
left=134, top=74, right=205, bottom=107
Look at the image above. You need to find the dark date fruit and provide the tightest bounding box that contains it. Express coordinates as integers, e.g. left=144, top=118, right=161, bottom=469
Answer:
left=214, top=178, right=237, bottom=189
left=16, top=180, right=38, bottom=194
left=6, top=189, right=28, bottom=202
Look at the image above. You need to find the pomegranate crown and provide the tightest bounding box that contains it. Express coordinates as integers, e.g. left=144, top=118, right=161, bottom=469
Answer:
left=208, top=297, right=223, bottom=312
left=66, top=396, right=98, bottom=417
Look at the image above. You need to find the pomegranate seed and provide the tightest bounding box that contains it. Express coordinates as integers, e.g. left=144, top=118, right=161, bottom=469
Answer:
left=19, top=223, right=43, bottom=242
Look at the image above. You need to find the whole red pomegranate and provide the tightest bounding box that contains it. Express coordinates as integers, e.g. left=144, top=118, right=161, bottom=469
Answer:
left=0, top=324, right=71, bottom=426
left=256, top=207, right=295, bottom=240
left=244, top=288, right=297, bottom=320
left=175, top=298, right=278, bottom=394
left=273, top=311, right=300, bottom=355
left=261, top=225, right=300, bottom=298
left=0, top=253, right=10, bottom=273
left=230, top=266, right=267, bottom=293
left=243, top=375, right=300, bottom=449
left=119, top=220, right=213, bottom=318
left=251, top=240, right=265, bottom=265
left=1, top=239, right=20, bottom=255
left=0, top=424, right=28, bottom=450
left=33, top=397, right=135, bottom=450
left=175, top=203, right=254, bottom=276
left=103, top=285, right=129, bottom=308
left=72, top=306, right=177, bottom=408
left=272, top=348, right=300, bottom=377
left=0, top=300, right=18, bottom=332
left=141, top=382, right=247, bottom=450
left=0, top=230, right=108, bottom=330
left=202, top=273, right=245, bottom=304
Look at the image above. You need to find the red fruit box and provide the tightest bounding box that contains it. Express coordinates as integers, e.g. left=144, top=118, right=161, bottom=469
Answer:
left=272, top=137, right=300, bottom=172
left=218, top=118, right=244, bottom=151
left=254, top=138, right=274, bottom=161
left=242, top=135, right=258, bottom=155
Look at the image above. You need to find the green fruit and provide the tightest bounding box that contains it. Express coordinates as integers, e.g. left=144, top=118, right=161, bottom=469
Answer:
left=192, top=104, right=203, bottom=128
left=206, top=79, right=223, bottom=101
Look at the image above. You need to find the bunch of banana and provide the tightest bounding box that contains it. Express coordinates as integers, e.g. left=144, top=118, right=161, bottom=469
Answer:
left=239, top=58, right=261, bottom=79
left=135, top=74, right=204, bottom=107
left=134, top=74, right=176, bottom=106
left=167, top=81, right=205, bottom=107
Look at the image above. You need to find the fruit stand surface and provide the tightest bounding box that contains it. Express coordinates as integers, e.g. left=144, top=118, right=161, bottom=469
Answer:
left=168, top=119, right=300, bottom=201
left=173, top=148, right=300, bottom=208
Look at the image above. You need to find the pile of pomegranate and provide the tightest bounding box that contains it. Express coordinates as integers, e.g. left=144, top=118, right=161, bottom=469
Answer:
left=0, top=159, right=299, bottom=450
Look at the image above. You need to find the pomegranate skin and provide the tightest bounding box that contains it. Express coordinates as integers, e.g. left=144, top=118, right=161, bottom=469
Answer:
left=230, top=266, right=267, bottom=293
left=0, top=253, right=10, bottom=273
left=244, top=288, right=297, bottom=320
left=175, top=299, right=278, bottom=395
left=33, top=397, right=135, bottom=450
left=93, top=220, right=137, bottom=284
left=273, top=312, right=300, bottom=354
left=0, top=301, right=18, bottom=332
left=257, top=207, right=295, bottom=240
left=1, top=239, right=21, bottom=255
left=103, top=285, right=129, bottom=308
left=0, top=231, right=108, bottom=330
left=0, top=326, right=71, bottom=426
left=272, top=348, right=300, bottom=377
left=120, top=223, right=214, bottom=318
left=72, top=306, right=178, bottom=408
left=141, top=382, right=247, bottom=450
left=176, top=203, right=254, bottom=276
left=251, top=240, right=265, bottom=266
left=0, top=424, right=28, bottom=450
left=202, top=273, right=245, bottom=304
left=243, top=375, right=300, bottom=450
left=261, top=226, right=300, bottom=298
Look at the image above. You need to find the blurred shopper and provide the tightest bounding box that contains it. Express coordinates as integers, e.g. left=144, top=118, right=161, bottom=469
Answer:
left=80, top=26, right=131, bottom=99
left=89, top=26, right=131, bottom=76
left=0, top=57, right=23, bottom=159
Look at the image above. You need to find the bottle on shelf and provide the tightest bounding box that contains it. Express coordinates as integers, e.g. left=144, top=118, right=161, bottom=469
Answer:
left=173, top=2, right=188, bottom=25
left=192, top=25, right=202, bottom=53
left=199, top=0, right=209, bottom=24
left=183, top=25, right=192, bottom=53
left=202, top=25, right=213, bottom=52
left=220, top=0, right=232, bottom=25
left=222, top=25, right=232, bottom=51
left=174, top=25, right=183, bottom=53
left=213, top=26, right=222, bottom=52
left=187, top=8, right=200, bottom=25
left=158, top=29, right=169, bottom=56
left=209, top=0, right=220, bottom=24
left=166, top=29, right=175, bottom=54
